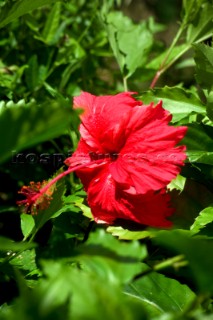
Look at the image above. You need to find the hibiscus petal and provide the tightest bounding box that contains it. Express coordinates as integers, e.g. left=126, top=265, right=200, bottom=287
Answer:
left=86, top=166, right=173, bottom=227
left=75, top=92, right=142, bottom=153
left=109, top=102, right=187, bottom=193
left=74, top=91, right=140, bottom=115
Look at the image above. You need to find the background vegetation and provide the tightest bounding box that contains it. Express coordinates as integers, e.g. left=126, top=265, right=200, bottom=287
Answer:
left=0, top=0, right=213, bottom=319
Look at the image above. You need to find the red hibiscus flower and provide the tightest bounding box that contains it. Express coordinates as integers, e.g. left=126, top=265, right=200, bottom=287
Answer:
left=65, top=92, right=187, bottom=227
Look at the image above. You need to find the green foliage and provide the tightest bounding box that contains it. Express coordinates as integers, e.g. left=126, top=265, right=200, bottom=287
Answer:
left=0, top=100, right=76, bottom=164
left=0, top=1, right=213, bottom=319
left=190, top=206, right=213, bottom=236
left=126, top=264, right=196, bottom=317
left=154, top=230, right=213, bottom=294
left=105, top=11, right=153, bottom=79
left=140, top=86, right=206, bottom=123
left=193, top=43, right=213, bottom=92
left=0, top=0, right=58, bottom=29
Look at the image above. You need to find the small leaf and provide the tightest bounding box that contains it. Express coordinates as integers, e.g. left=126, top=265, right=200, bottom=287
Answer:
left=167, top=175, right=186, bottom=192
left=207, top=91, right=213, bottom=121
left=107, top=226, right=153, bottom=240
left=186, top=2, right=213, bottom=43
left=21, top=214, right=35, bottom=239
left=33, top=177, right=66, bottom=231
left=42, top=2, right=61, bottom=45
left=25, top=55, right=39, bottom=91
left=190, top=206, right=213, bottom=235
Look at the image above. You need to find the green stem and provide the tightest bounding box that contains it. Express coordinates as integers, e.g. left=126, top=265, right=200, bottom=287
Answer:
left=123, top=76, right=128, bottom=92
left=134, top=255, right=187, bottom=280
left=150, top=24, right=185, bottom=89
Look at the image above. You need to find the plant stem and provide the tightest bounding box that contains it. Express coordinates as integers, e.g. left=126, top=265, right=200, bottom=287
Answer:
left=134, top=254, right=187, bottom=280
left=150, top=25, right=185, bottom=89
left=123, top=76, right=128, bottom=92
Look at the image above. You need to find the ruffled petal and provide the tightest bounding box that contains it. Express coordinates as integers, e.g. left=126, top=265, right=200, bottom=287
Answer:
left=74, top=92, right=142, bottom=153
left=109, top=102, right=187, bottom=193
left=86, top=167, right=173, bottom=227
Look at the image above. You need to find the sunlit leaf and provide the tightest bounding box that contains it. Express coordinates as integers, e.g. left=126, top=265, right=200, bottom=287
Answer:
left=190, top=206, right=213, bottom=235
left=140, top=86, right=206, bottom=123
left=0, top=237, right=36, bottom=252
left=78, top=229, right=147, bottom=284
left=20, top=214, right=35, bottom=239
left=0, top=0, right=57, bottom=28
left=126, top=263, right=196, bottom=317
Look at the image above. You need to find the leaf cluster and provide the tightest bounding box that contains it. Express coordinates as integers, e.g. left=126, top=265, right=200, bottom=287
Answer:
left=0, top=0, right=213, bottom=319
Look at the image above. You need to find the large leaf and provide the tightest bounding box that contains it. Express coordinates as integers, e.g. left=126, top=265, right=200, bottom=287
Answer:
left=182, top=123, right=213, bottom=164
left=105, top=11, right=153, bottom=77
left=5, top=261, right=147, bottom=320
left=140, top=86, right=206, bottom=123
left=154, top=230, right=213, bottom=294
left=193, top=43, right=213, bottom=92
left=78, top=229, right=147, bottom=285
left=125, top=263, right=196, bottom=317
left=0, top=0, right=58, bottom=28
left=0, top=236, right=36, bottom=252
left=0, top=100, right=75, bottom=164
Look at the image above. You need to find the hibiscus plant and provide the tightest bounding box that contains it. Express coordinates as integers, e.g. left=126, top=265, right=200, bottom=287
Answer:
left=0, top=1, right=213, bottom=319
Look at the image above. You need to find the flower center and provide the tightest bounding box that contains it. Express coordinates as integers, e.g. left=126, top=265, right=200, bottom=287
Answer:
left=89, top=151, right=118, bottom=161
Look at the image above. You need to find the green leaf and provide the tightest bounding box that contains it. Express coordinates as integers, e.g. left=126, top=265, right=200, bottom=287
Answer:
left=0, top=0, right=57, bottom=28
left=147, top=44, right=190, bottom=71
left=10, top=249, right=37, bottom=274
left=193, top=43, right=213, bottom=92
left=20, top=214, right=35, bottom=240
left=207, top=91, right=213, bottom=121
left=9, top=260, right=147, bottom=320
left=182, top=0, right=206, bottom=25
left=126, top=263, right=196, bottom=317
left=186, top=2, right=213, bottom=43
left=25, top=55, right=39, bottom=91
left=78, top=229, right=147, bottom=284
left=33, top=177, right=66, bottom=232
left=41, top=2, right=61, bottom=45
left=63, top=194, right=92, bottom=219
left=140, top=86, right=206, bottom=123
left=0, top=100, right=75, bottom=164
left=0, top=236, right=36, bottom=252
left=190, top=206, right=213, bottom=235
left=154, top=230, right=213, bottom=294
left=168, top=175, right=186, bottom=192
left=182, top=123, right=213, bottom=164
left=107, top=226, right=154, bottom=240
left=105, top=11, right=153, bottom=77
